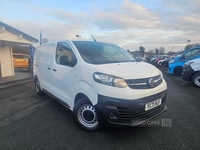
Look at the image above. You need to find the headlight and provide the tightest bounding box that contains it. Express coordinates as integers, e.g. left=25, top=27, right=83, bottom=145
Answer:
left=183, top=61, right=194, bottom=67
left=93, top=72, right=127, bottom=88
left=159, top=71, right=164, bottom=79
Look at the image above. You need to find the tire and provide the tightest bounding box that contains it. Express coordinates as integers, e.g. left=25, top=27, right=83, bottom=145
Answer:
left=34, top=77, right=44, bottom=95
left=73, top=98, right=100, bottom=131
left=163, top=62, right=167, bottom=68
left=174, top=67, right=182, bottom=76
left=192, top=73, right=200, bottom=87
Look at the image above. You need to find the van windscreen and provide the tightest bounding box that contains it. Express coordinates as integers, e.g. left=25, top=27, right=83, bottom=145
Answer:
left=72, top=41, right=136, bottom=64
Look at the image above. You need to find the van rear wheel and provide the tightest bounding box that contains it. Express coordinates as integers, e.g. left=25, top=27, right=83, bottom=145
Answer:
left=73, top=98, right=99, bottom=131
left=192, top=73, right=200, bottom=87
left=35, top=77, right=44, bottom=95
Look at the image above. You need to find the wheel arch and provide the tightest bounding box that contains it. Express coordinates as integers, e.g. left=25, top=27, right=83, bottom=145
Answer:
left=72, top=80, right=98, bottom=108
left=173, top=66, right=183, bottom=75
left=34, top=75, right=38, bottom=82
left=74, top=93, right=91, bottom=105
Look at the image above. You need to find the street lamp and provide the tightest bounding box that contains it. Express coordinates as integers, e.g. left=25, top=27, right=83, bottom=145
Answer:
left=75, top=35, right=81, bottom=39
left=187, top=40, right=191, bottom=45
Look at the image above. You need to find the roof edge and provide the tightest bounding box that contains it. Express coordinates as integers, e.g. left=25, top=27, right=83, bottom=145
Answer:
left=0, top=21, right=38, bottom=43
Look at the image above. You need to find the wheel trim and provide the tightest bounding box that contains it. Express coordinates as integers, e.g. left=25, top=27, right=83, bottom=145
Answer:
left=194, top=76, right=200, bottom=86
left=77, top=105, right=98, bottom=128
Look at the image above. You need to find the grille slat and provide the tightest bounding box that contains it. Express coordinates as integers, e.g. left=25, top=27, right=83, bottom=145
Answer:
left=125, top=75, right=162, bottom=89
left=117, top=108, right=132, bottom=123
left=116, top=103, right=165, bottom=123
left=138, top=91, right=166, bottom=104
left=134, top=104, right=165, bottom=120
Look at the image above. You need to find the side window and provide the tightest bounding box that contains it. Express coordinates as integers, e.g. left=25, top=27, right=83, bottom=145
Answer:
left=183, top=51, right=191, bottom=59
left=191, top=49, right=200, bottom=58
left=56, top=42, right=77, bottom=67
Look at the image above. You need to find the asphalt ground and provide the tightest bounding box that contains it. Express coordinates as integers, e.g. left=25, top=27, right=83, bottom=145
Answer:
left=0, top=65, right=200, bottom=150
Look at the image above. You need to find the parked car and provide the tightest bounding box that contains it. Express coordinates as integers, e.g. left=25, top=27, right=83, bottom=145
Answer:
left=13, top=53, right=30, bottom=71
left=154, top=55, right=167, bottom=64
left=168, top=47, right=200, bottom=75
left=34, top=40, right=167, bottom=131
left=160, top=56, right=176, bottom=68
left=181, top=58, right=200, bottom=87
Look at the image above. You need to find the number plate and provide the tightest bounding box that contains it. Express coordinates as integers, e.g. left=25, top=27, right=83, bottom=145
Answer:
left=145, top=99, right=161, bottom=111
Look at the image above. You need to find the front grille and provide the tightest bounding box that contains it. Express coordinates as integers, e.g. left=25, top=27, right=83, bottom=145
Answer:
left=134, top=103, right=165, bottom=120
left=138, top=91, right=166, bottom=104
left=125, top=75, right=162, bottom=89
left=117, top=107, right=132, bottom=123
left=116, top=103, right=166, bottom=123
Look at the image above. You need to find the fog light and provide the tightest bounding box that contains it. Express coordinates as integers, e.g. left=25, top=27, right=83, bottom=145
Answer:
left=109, top=112, right=118, bottom=120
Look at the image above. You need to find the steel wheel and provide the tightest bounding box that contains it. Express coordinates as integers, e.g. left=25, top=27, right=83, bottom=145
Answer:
left=192, top=73, right=200, bottom=87
left=77, top=104, right=98, bottom=128
left=73, top=98, right=100, bottom=131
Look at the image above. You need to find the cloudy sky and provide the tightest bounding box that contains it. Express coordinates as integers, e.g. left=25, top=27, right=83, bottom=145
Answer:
left=0, top=0, right=200, bottom=52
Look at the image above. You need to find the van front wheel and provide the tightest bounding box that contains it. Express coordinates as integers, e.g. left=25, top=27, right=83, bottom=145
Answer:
left=192, top=73, right=200, bottom=87
left=73, top=98, right=99, bottom=131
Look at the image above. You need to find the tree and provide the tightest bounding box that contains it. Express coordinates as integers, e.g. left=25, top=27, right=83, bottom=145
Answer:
left=158, top=47, right=165, bottom=54
left=167, top=51, right=173, bottom=55
left=155, top=48, right=159, bottom=54
left=184, top=43, right=200, bottom=51
left=149, top=49, right=155, bottom=54
left=139, top=46, right=145, bottom=53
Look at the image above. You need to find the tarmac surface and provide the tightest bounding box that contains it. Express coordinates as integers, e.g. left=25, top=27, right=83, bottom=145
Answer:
left=0, top=72, right=33, bottom=89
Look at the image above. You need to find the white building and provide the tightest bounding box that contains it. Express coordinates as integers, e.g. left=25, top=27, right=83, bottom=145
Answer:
left=0, top=21, right=38, bottom=78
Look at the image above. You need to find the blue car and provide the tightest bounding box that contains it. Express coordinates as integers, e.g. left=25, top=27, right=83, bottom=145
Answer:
left=168, top=46, right=200, bottom=75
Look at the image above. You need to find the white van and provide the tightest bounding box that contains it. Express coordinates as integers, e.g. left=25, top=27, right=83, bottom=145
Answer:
left=182, top=58, right=200, bottom=87
left=34, top=40, right=167, bottom=131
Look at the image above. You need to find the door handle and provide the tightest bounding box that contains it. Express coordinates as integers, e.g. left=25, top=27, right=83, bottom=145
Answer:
left=52, top=68, right=57, bottom=71
left=47, top=67, right=51, bottom=70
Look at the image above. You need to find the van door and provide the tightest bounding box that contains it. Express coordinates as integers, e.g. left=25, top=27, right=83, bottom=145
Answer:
left=35, top=44, right=55, bottom=93
left=50, top=42, right=77, bottom=105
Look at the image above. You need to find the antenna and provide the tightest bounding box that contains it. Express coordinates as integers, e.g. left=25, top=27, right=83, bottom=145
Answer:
left=91, top=35, right=97, bottom=41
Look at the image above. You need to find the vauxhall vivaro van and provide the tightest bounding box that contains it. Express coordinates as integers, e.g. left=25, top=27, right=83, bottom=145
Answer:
left=34, top=40, right=167, bottom=131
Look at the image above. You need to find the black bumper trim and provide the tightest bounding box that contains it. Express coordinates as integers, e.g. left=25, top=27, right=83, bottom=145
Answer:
left=181, top=65, right=194, bottom=81
left=94, top=91, right=167, bottom=126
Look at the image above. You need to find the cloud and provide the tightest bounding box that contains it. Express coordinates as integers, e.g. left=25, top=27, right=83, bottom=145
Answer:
left=91, top=0, right=160, bottom=30
left=1, top=0, right=200, bottom=51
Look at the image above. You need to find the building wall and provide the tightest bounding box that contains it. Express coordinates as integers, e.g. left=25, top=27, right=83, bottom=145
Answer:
left=0, top=46, right=14, bottom=77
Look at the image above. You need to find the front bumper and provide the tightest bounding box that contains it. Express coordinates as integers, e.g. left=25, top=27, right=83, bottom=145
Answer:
left=168, top=64, right=174, bottom=74
left=94, top=90, right=167, bottom=126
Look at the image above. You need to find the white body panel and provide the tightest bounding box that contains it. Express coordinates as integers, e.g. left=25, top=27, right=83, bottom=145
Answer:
left=190, top=58, right=200, bottom=71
